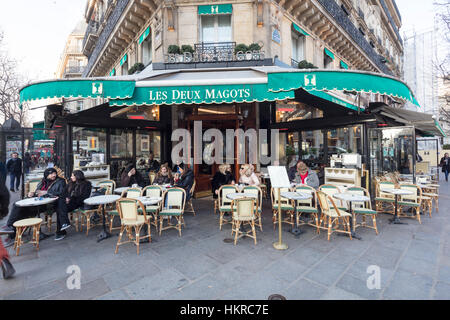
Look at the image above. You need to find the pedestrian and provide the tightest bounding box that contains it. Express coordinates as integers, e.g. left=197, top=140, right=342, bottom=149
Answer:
left=440, top=153, right=450, bottom=182
left=0, top=168, right=71, bottom=245
left=6, top=152, right=22, bottom=192
left=23, top=152, right=32, bottom=175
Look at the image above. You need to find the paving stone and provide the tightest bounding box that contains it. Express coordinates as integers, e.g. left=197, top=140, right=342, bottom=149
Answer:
left=43, top=278, right=111, bottom=300
left=95, top=289, right=132, bottom=300
left=171, top=254, right=221, bottom=281
left=123, top=269, right=189, bottom=299
left=280, top=279, right=327, bottom=300
left=165, top=275, right=231, bottom=300
left=345, top=260, right=394, bottom=289
left=263, top=256, right=308, bottom=283
left=304, top=258, right=349, bottom=287
left=382, top=270, right=433, bottom=300
left=397, top=254, right=437, bottom=277
left=433, top=281, right=450, bottom=300
left=358, top=244, right=403, bottom=270
left=336, top=273, right=382, bottom=300
left=4, top=279, right=66, bottom=300
left=103, top=261, right=161, bottom=291
left=320, top=287, right=366, bottom=300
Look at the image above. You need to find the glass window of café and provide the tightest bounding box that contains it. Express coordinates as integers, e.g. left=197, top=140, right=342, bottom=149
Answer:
left=72, top=127, right=107, bottom=167
left=200, top=14, right=232, bottom=43
left=275, top=101, right=323, bottom=123
left=136, top=130, right=161, bottom=170
left=301, top=130, right=325, bottom=169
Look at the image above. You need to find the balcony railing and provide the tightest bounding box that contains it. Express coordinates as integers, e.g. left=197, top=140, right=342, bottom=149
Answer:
left=194, top=42, right=236, bottom=62
left=64, top=66, right=85, bottom=75
left=82, top=20, right=100, bottom=51
left=291, top=58, right=299, bottom=68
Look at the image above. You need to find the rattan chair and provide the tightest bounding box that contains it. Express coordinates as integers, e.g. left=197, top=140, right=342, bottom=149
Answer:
left=13, top=218, right=43, bottom=256
left=242, top=185, right=263, bottom=231
left=185, top=180, right=196, bottom=215
left=115, top=199, right=151, bottom=255
left=397, top=184, right=422, bottom=224
left=317, top=191, right=352, bottom=241
left=108, top=187, right=142, bottom=233
left=159, top=188, right=187, bottom=236
left=230, top=197, right=257, bottom=245
left=142, top=185, right=164, bottom=231
left=318, top=184, right=347, bottom=210
left=270, top=187, right=295, bottom=229
left=294, top=185, right=320, bottom=233
left=345, top=186, right=378, bottom=234
left=218, top=185, right=239, bottom=230
left=375, top=181, right=396, bottom=214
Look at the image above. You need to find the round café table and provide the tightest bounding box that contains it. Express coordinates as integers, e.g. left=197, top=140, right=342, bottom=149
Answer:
left=15, top=197, right=59, bottom=240
left=113, top=187, right=141, bottom=195
left=226, top=193, right=258, bottom=200
left=333, top=193, right=369, bottom=240
left=281, top=192, right=313, bottom=237
left=380, top=188, right=414, bottom=224
left=135, top=196, right=162, bottom=206
left=84, top=195, right=120, bottom=242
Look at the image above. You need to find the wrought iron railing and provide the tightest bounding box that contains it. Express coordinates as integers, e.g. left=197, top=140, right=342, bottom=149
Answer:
left=64, top=66, right=85, bottom=75
left=82, top=20, right=100, bottom=50
left=194, top=42, right=236, bottom=62
left=291, top=58, right=299, bottom=68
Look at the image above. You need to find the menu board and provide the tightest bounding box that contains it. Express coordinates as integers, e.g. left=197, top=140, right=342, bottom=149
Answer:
left=268, top=166, right=290, bottom=188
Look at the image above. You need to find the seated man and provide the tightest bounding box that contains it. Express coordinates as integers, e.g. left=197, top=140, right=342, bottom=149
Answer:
left=0, top=168, right=71, bottom=245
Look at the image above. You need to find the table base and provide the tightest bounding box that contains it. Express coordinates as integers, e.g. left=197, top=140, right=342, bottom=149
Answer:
left=273, top=242, right=288, bottom=250
left=97, top=230, right=112, bottom=242
left=290, top=227, right=303, bottom=238
left=337, top=231, right=362, bottom=240
left=389, top=217, right=408, bottom=225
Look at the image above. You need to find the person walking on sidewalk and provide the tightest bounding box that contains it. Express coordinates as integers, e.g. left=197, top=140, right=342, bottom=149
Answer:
left=6, top=152, right=22, bottom=192
left=440, top=153, right=450, bottom=182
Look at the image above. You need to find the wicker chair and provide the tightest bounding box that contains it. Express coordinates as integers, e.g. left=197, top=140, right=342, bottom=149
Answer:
left=108, top=187, right=142, bottom=233
left=242, top=185, right=263, bottom=231
left=375, top=181, right=396, bottom=214
left=141, top=185, right=164, bottom=231
left=230, top=197, right=257, bottom=245
left=318, top=184, right=347, bottom=211
left=345, top=186, right=378, bottom=234
left=317, top=191, right=352, bottom=241
left=270, top=187, right=295, bottom=229
left=397, top=184, right=423, bottom=224
left=294, top=185, right=320, bottom=233
left=159, top=188, right=187, bottom=236
left=115, top=199, right=151, bottom=255
left=218, top=185, right=239, bottom=230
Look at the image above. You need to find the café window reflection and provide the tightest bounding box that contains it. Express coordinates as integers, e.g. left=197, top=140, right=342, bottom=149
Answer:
left=327, top=126, right=362, bottom=163
left=275, top=101, right=323, bottom=122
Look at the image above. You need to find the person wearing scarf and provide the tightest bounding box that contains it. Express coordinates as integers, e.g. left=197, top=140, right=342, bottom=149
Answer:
left=121, top=164, right=145, bottom=187
left=0, top=168, right=70, bottom=244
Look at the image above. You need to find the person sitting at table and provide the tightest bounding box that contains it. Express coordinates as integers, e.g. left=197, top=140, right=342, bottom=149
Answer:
left=174, top=163, right=194, bottom=201
left=0, top=168, right=71, bottom=245
left=212, top=164, right=235, bottom=199
left=153, top=164, right=174, bottom=185
left=291, top=160, right=319, bottom=189
left=65, top=170, right=92, bottom=213
left=120, top=164, right=145, bottom=188
left=147, top=152, right=160, bottom=173
left=239, top=164, right=260, bottom=186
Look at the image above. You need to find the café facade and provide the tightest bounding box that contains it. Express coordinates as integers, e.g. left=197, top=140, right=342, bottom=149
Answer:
left=19, top=61, right=444, bottom=197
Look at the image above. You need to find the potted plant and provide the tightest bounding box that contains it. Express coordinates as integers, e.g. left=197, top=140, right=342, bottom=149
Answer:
left=234, top=43, right=248, bottom=54
left=298, top=60, right=318, bottom=69
left=168, top=45, right=181, bottom=54
left=181, top=45, right=194, bottom=54
left=128, top=62, right=145, bottom=75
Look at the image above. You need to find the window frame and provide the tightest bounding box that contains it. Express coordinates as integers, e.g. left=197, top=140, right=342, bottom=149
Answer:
left=199, top=13, right=232, bottom=43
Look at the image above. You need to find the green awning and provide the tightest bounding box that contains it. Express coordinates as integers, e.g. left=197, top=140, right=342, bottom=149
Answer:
left=198, top=4, right=232, bottom=15
left=109, top=69, right=116, bottom=76
left=308, top=90, right=361, bottom=111
left=33, top=121, right=49, bottom=140
left=292, top=23, right=309, bottom=36
left=20, top=80, right=135, bottom=102
left=110, top=83, right=294, bottom=106
left=435, top=119, right=446, bottom=137
left=138, top=26, right=151, bottom=45
left=120, top=54, right=128, bottom=66
left=267, top=70, right=420, bottom=107
left=324, top=48, right=335, bottom=60
left=340, top=61, right=349, bottom=70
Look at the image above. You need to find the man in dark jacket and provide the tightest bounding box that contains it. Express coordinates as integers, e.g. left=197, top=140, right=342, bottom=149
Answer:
left=174, top=163, right=194, bottom=201
left=440, top=153, right=450, bottom=182
left=121, top=164, right=145, bottom=187
left=6, top=152, right=22, bottom=192
left=0, top=168, right=70, bottom=245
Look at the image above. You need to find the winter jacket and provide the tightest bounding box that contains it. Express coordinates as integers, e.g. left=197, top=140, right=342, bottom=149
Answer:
left=175, top=169, right=194, bottom=200
left=153, top=174, right=173, bottom=185
left=6, top=158, right=22, bottom=175
left=211, top=171, right=234, bottom=199
left=34, top=177, right=67, bottom=199
left=440, top=157, right=450, bottom=172
left=66, top=180, right=92, bottom=208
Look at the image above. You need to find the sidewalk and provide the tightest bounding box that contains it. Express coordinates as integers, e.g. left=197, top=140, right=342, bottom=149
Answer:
left=1, top=177, right=449, bottom=300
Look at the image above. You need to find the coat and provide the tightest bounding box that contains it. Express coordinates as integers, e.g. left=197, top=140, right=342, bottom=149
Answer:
left=175, top=169, right=194, bottom=200
left=35, top=177, right=67, bottom=199
left=440, top=157, right=450, bottom=172
left=6, top=158, right=22, bottom=175
left=66, top=180, right=92, bottom=208
left=291, top=168, right=320, bottom=189
left=153, top=174, right=173, bottom=185
left=211, top=171, right=233, bottom=198
left=121, top=170, right=145, bottom=187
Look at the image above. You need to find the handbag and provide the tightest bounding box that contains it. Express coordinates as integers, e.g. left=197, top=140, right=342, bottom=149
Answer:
left=1, top=258, right=15, bottom=279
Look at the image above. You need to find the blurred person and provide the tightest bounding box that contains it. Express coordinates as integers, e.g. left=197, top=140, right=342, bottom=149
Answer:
left=121, top=164, right=145, bottom=187
left=440, top=153, right=450, bottom=182
left=6, top=152, right=22, bottom=192
left=174, top=163, right=194, bottom=201
left=153, top=165, right=174, bottom=185
left=65, top=170, right=92, bottom=213
left=211, top=164, right=235, bottom=199
left=239, top=164, right=260, bottom=186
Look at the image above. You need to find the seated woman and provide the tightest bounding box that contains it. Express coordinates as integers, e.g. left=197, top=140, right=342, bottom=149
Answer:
left=212, top=164, right=235, bottom=199
left=239, top=164, right=260, bottom=186
left=174, top=163, right=194, bottom=201
left=291, top=160, right=319, bottom=189
left=65, top=170, right=92, bottom=213
left=153, top=164, right=174, bottom=185
left=120, top=164, right=145, bottom=188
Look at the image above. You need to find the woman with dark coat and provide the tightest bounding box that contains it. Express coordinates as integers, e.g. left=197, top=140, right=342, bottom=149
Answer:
left=66, top=170, right=92, bottom=212
left=440, top=153, right=450, bottom=182
left=174, top=163, right=194, bottom=201
left=121, top=164, right=145, bottom=187
left=211, top=164, right=234, bottom=199
left=153, top=165, right=174, bottom=185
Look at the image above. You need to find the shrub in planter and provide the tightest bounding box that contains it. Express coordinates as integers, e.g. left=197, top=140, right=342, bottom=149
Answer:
left=181, top=45, right=194, bottom=54
left=234, top=43, right=248, bottom=54
left=128, top=62, right=145, bottom=75
left=168, top=45, right=181, bottom=54
left=248, top=43, right=261, bottom=51
left=298, top=60, right=318, bottom=69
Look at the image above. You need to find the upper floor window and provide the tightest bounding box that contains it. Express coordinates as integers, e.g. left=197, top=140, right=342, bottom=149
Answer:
left=291, top=24, right=307, bottom=64
left=139, top=27, right=152, bottom=66
left=200, top=14, right=232, bottom=43
left=324, top=48, right=334, bottom=69
left=120, top=54, right=128, bottom=76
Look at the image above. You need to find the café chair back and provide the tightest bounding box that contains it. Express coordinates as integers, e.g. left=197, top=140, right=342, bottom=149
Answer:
left=230, top=197, right=257, bottom=245
left=97, top=180, right=116, bottom=194
left=142, top=185, right=164, bottom=231
left=398, top=183, right=422, bottom=224
left=294, top=185, right=320, bottom=232
left=185, top=180, right=196, bottom=215
left=242, top=185, right=263, bottom=231
left=115, top=199, right=151, bottom=255
left=318, top=185, right=346, bottom=210
left=375, top=181, right=396, bottom=214
left=317, top=191, right=352, bottom=241
left=218, top=185, right=239, bottom=230
left=270, top=187, right=295, bottom=229
left=159, top=188, right=186, bottom=236
left=345, top=186, right=378, bottom=234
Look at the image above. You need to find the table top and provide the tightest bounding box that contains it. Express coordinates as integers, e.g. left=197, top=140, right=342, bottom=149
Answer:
left=114, top=187, right=143, bottom=194
left=333, top=193, right=369, bottom=202
left=136, top=196, right=162, bottom=206
left=226, top=193, right=258, bottom=200
left=281, top=192, right=312, bottom=201
left=84, top=195, right=120, bottom=205
left=15, top=197, right=58, bottom=207
left=381, top=188, right=414, bottom=195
